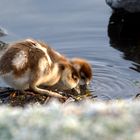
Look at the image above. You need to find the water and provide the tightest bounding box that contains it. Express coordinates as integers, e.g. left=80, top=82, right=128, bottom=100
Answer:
left=0, top=0, right=140, bottom=100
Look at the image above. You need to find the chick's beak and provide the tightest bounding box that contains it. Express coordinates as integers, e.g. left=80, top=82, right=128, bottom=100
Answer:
left=73, top=85, right=81, bottom=94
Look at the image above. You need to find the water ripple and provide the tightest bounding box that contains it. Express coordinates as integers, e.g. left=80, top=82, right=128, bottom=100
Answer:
left=90, top=61, right=140, bottom=100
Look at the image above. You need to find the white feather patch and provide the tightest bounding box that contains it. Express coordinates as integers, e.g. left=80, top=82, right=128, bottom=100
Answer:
left=1, top=70, right=30, bottom=90
left=12, top=50, right=27, bottom=69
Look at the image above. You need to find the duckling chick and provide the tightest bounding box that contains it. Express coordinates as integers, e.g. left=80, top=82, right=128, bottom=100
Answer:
left=42, top=49, right=93, bottom=86
left=70, top=58, right=92, bottom=86
left=44, top=50, right=93, bottom=87
left=0, top=39, right=80, bottom=99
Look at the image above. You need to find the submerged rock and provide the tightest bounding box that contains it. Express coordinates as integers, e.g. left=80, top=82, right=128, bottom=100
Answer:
left=106, top=0, right=140, bottom=12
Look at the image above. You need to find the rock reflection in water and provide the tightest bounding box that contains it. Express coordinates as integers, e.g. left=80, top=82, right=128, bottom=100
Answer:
left=108, top=10, right=140, bottom=72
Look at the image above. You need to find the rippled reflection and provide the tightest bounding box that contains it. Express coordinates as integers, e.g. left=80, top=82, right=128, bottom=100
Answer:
left=108, top=10, right=140, bottom=72
left=90, top=61, right=139, bottom=100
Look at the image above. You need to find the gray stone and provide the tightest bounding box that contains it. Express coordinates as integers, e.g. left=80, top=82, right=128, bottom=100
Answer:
left=106, top=0, right=140, bottom=12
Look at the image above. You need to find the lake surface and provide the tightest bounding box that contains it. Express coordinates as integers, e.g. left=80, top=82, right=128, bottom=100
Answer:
left=0, top=0, right=140, bottom=100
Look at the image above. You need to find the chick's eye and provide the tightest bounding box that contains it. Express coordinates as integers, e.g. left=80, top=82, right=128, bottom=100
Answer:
left=72, top=73, right=78, bottom=81
left=81, top=75, right=86, bottom=80
left=81, top=72, right=86, bottom=80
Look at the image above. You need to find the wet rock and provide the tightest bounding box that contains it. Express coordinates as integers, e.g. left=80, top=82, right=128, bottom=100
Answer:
left=0, top=41, right=7, bottom=49
left=0, top=28, right=7, bottom=37
left=106, top=0, right=140, bottom=12
left=0, top=87, right=96, bottom=107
